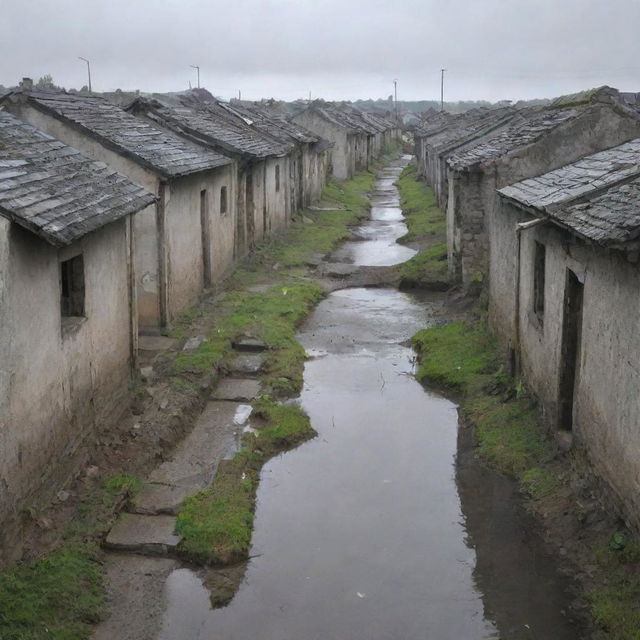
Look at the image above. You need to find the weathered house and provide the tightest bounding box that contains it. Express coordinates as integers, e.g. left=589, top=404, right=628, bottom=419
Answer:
left=224, top=101, right=331, bottom=212
left=128, top=96, right=290, bottom=258
left=0, top=112, right=155, bottom=563
left=292, top=103, right=373, bottom=180
left=2, top=89, right=233, bottom=333
left=414, top=106, right=518, bottom=207
left=446, top=88, right=640, bottom=284
left=491, top=139, right=640, bottom=526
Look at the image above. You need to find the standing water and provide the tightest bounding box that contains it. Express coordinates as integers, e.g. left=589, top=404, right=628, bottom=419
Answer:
left=158, top=158, right=583, bottom=639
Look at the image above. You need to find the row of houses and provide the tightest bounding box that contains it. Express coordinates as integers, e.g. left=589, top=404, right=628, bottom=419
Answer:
left=414, top=87, right=640, bottom=527
left=0, top=84, right=399, bottom=562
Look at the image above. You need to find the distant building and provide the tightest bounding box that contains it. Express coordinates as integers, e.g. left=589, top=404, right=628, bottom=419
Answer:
left=3, top=89, right=233, bottom=333
left=293, top=103, right=399, bottom=180
left=128, top=95, right=291, bottom=259
left=492, top=140, right=640, bottom=527
left=0, top=112, right=155, bottom=564
left=224, top=100, right=331, bottom=213
left=445, top=88, right=640, bottom=284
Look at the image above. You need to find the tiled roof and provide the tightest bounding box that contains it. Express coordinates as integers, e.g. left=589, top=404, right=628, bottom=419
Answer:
left=498, top=139, right=640, bottom=209
left=498, top=138, right=640, bottom=245
left=21, top=91, right=230, bottom=178
left=555, top=179, right=640, bottom=245
left=131, top=98, right=289, bottom=159
left=239, top=104, right=320, bottom=144
left=0, top=111, right=155, bottom=247
left=218, top=102, right=312, bottom=146
left=447, top=107, right=579, bottom=170
left=426, top=106, right=519, bottom=155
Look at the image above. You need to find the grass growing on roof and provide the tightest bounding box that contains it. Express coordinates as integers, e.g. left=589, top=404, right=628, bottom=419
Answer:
left=176, top=398, right=315, bottom=565
left=0, top=544, right=103, bottom=640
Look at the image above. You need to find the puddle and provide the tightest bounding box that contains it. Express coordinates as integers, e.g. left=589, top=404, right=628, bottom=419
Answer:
left=157, top=160, right=585, bottom=640
left=330, top=156, right=417, bottom=267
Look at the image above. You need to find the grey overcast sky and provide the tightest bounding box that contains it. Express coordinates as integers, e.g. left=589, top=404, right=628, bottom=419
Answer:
left=1, top=0, right=639, bottom=102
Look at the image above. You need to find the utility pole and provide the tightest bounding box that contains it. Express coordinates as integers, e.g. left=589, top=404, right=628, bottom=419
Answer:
left=393, top=78, right=398, bottom=123
left=190, top=65, right=200, bottom=89
left=440, top=68, right=446, bottom=112
left=238, top=90, right=241, bottom=101
left=78, top=57, right=91, bottom=92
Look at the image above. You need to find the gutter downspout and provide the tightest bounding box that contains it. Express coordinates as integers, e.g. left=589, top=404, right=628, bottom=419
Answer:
left=514, top=216, right=547, bottom=375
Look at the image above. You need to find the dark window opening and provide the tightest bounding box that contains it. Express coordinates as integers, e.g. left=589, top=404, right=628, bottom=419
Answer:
left=533, top=241, right=546, bottom=320
left=60, top=254, right=85, bottom=317
left=275, top=164, right=280, bottom=192
left=220, top=185, right=228, bottom=214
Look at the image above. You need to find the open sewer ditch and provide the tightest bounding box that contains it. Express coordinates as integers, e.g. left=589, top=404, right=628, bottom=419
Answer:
left=157, top=158, right=585, bottom=640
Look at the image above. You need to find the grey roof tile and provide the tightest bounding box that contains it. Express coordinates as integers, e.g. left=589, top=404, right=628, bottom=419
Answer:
left=0, top=111, right=156, bottom=247
left=498, top=138, right=640, bottom=244
left=133, top=97, right=290, bottom=159
left=23, top=91, right=230, bottom=178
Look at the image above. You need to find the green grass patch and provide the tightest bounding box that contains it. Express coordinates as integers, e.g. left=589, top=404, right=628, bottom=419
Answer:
left=396, top=242, right=449, bottom=288
left=176, top=399, right=315, bottom=565
left=412, top=322, right=553, bottom=477
left=0, top=544, right=103, bottom=640
left=396, top=164, right=446, bottom=243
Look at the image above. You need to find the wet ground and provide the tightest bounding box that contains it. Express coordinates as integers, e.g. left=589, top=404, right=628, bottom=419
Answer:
left=156, top=159, right=584, bottom=640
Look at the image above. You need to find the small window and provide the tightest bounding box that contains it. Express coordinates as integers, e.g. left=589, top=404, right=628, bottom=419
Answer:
left=220, top=185, right=228, bottom=214
left=533, top=241, right=546, bottom=320
left=60, top=254, right=85, bottom=317
left=275, top=164, right=280, bottom=193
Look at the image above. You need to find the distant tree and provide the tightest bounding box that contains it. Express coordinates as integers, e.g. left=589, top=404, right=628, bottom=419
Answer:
left=36, top=74, right=57, bottom=90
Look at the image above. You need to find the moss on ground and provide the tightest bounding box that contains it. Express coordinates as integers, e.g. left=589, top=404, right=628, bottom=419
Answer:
left=396, top=164, right=446, bottom=244
left=412, top=321, right=640, bottom=639
left=396, top=242, right=449, bottom=289
left=394, top=163, right=449, bottom=289
left=176, top=399, right=315, bottom=565
left=0, top=544, right=103, bottom=639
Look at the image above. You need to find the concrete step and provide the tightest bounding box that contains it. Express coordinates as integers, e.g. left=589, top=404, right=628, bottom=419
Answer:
left=211, top=378, right=262, bottom=402
left=104, top=514, right=181, bottom=556
left=130, top=401, right=251, bottom=516
left=227, top=353, right=265, bottom=375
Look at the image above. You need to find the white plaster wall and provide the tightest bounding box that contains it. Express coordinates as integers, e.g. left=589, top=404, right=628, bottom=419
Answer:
left=517, top=227, right=640, bottom=525
left=293, top=112, right=350, bottom=180
left=0, top=220, right=132, bottom=563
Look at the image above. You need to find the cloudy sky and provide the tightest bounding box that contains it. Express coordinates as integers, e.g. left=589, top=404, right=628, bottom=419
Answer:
left=1, top=0, right=639, bottom=103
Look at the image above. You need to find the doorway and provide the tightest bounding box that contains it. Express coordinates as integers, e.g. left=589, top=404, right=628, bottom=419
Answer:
left=558, top=269, right=584, bottom=430
left=200, top=189, right=212, bottom=288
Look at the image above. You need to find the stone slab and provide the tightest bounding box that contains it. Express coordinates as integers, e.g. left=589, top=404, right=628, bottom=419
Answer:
left=105, top=514, right=181, bottom=555
left=228, top=353, right=265, bottom=375
left=211, top=378, right=262, bottom=402
left=138, top=335, right=178, bottom=352
left=147, top=401, right=240, bottom=488
left=130, top=483, right=196, bottom=516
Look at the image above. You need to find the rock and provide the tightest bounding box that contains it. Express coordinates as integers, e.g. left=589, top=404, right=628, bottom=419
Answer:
left=139, top=366, right=155, bottom=382
left=159, top=397, right=169, bottom=410
left=182, top=336, right=205, bottom=352
left=104, top=514, right=181, bottom=555
left=556, top=430, right=574, bottom=453
left=211, top=378, right=262, bottom=402
left=85, top=465, right=100, bottom=478
left=228, top=354, right=265, bottom=375
left=56, top=489, right=70, bottom=503
left=302, top=216, right=315, bottom=224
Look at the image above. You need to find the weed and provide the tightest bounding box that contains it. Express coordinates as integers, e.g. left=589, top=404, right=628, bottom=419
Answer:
left=0, top=543, right=103, bottom=640
left=396, top=243, right=449, bottom=288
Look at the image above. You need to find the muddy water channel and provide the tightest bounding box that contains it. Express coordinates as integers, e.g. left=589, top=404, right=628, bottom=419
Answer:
left=158, top=161, right=583, bottom=640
